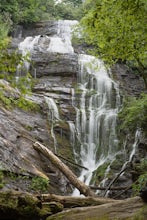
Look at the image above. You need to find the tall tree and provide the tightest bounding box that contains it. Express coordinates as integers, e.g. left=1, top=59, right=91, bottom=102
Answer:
left=81, top=0, right=147, bottom=88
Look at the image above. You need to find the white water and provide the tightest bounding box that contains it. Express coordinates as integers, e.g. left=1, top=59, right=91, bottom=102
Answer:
left=120, top=129, right=141, bottom=173
left=44, top=96, right=60, bottom=153
left=18, top=20, right=78, bottom=56
left=71, top=55, right=121, bottom=196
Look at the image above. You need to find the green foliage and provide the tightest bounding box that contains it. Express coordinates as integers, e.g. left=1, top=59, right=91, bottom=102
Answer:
left=0, top=0, right=55, bottom=25
left=54, top=1, right=84, bottom=20
left=91, top=162, right=110, bottom=185
left=0, top=90, right=13, bottom=109
left=30, top=176, right=49, bottom=193
left=0, top=86, right=40, bottom=112
left=16, top=95, right=40, bottom=112
left=0, top=0, right=84, bottom=25
left=118, top=94, right=147, bottom=135
left=81, top=0, right=147, bottom=86
left=0, top=16, right=10, bottom=48
left=133, top=174, right=147, bottom=195
left=132, top=159, right=147, bottom=195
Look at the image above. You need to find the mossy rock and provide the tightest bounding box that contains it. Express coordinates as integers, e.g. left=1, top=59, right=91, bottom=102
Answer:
left=0, top=191, right=41, bottom=219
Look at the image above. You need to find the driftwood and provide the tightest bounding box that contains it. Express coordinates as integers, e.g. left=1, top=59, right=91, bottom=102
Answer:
left=33, top=141, right=95, bottom=197
left=41, top=193, right=119, bottom=208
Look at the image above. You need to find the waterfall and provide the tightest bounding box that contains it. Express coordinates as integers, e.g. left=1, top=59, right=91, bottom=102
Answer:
left=71, top=55, right=121, bottom=196
left=18, top=20, right=124, bottom=196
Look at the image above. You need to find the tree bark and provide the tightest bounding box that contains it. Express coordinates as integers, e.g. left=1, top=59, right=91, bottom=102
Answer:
left=46, top=197, right=144, bottom=220
left=41, top=194, right=118, bottom=208
left=33, top=141, right=95, bottom=197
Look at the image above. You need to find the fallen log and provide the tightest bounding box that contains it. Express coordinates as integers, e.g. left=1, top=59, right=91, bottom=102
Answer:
left=33, top=141, right=95, bottom=197
left=41, top=194, right=119, bottom=208
left=46, top=197, right=145, bottom=220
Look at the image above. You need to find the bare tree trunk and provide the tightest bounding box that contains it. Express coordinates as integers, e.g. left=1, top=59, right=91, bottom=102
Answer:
left=33, top=141, right=95, bottom=197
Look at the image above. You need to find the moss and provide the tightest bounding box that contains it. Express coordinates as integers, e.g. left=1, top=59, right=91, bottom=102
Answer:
left=30, top=176, right=49, bottom=193
left=0, top=191, right=41, bottom=219
left=17, top=195, right=41, bottom=217
left=55, top=132, right=74, bottom=163
left=39, top=207, right=52, bottom=218
left=91, top=162, right=110, bottom=185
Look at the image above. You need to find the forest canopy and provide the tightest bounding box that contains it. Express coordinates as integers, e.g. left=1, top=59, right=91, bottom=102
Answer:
left=0, top=0, right=83, bottom=26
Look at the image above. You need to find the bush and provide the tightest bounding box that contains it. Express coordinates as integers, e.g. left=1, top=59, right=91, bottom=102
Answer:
left=118, top=94, right=147, bottom=135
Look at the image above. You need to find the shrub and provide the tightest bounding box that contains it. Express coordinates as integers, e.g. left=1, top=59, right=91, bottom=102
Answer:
left=118, top=93, right=147, bottom=135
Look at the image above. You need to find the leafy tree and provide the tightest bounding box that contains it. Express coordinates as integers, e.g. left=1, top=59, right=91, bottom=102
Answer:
left=55, top=0, right=84, bottom=20
left=81, top=0, right=147, bottom=88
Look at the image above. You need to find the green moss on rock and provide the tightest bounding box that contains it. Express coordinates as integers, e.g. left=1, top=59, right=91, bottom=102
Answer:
left=0, top=191, right=41, bottom=219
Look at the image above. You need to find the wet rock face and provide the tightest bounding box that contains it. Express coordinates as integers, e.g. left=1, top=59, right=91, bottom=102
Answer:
left=1, top=20, right=78, bottom=194
left=31, top=52, right=78, bottom=78
left=0, top=105, right=70, bottom=194
left=112, top=63, right=146, bottom=97
left=12, top=21, right=59, bottom=38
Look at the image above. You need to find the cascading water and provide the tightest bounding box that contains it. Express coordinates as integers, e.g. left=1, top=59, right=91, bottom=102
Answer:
left=71, top=55, right=121, bottom=195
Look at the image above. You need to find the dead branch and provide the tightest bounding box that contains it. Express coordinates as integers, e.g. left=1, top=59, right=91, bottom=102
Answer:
left=33, top=141, right=95, bottom=197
